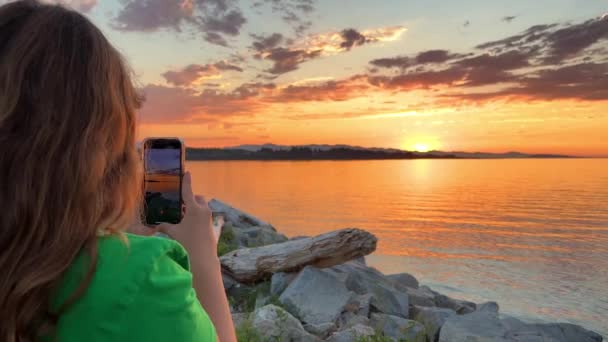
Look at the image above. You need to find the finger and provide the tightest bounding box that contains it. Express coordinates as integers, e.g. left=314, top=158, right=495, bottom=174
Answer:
left=128, top=223, right=159, bottom=236
left=181, top=172, right=196, bottom=207
left=156, top=223, right=176, bottom=237
left=195, top=195, right=207, bottom=206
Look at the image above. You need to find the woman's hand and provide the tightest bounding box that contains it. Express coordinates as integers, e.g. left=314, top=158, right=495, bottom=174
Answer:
left=157, top=172, right=219, bottom=262
left=158, top=172, right=236, bottom=342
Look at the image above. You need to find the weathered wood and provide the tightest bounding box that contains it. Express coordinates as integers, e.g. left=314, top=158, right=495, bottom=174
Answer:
left=220, top=228, right=377, bottom=283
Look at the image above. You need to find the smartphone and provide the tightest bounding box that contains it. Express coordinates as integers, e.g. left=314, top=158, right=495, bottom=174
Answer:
left=142, top=138, right=184, bottom=225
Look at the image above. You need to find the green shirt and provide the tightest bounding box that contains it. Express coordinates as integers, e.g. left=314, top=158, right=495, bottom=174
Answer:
left=46, top=233, right=217, bottom=341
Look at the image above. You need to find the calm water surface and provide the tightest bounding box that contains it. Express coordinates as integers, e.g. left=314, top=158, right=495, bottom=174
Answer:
left=190, top=159, right=608, bottom=336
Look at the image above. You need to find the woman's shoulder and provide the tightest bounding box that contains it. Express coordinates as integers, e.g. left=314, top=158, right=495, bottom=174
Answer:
left=56, top=233, right=190, bottom=306
left=100, top=233, right=190, bottom=273
left=51, top=233, right=216, bottom=341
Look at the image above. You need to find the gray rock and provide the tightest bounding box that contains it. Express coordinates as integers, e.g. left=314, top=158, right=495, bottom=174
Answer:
left=368, top=282, right=409, bottom=318
left=235, top=225, right=288, bottom=248
left=326, top=324, right=375, bottom=342
left=370, top=313, right=426, bottom=341
left=433, top=292, right=476, bottom=314
left=254, top=294, right=270, bottom=310
left=477, top=301, right=499, bottom=313
left=209, top=199, right=271, bottom=228
left=412, top=306, right=456, bottom=342
left=353, top=256, right=367, bottom=265
left=353, top=293, right=372, bottom=317
left=251, top=304, right=317, bottom=342
left=279, top=266, right=353, bottom=325
left=438, top=310, right=603, bottom=342
left=387, top=272, right=420, bottom=289
left=303, top=322, right=335, bottom=338
left=222, top=272, right=238, bottom=290
left=506, top=322, right=604, bottom=342
left=439, top=310, right=508, bottom=342
left=328, top=262, right=409, bottom=318
left=270, top=272, right=297, bottom=296
left=407, top=286, right=437, bottom=307
left=231, top=312, right=249, bottom=329
left=337, top=312, right=370, bottom=330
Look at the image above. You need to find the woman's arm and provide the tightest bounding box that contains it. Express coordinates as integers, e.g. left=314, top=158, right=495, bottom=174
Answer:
left=159, top=172, right=236, bottom=342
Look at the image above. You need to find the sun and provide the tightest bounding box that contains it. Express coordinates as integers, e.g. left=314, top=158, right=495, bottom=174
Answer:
left=413, top=142, right=431, bottom=152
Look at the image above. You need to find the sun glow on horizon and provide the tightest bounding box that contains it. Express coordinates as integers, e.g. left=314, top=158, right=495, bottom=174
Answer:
left=413, top=143, right=431, bottom=152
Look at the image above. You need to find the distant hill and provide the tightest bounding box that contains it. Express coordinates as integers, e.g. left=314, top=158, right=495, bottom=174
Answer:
left=186, top=144, right=574, bottom=160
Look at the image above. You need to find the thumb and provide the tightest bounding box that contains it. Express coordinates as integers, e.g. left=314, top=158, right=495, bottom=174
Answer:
left=156, top=223, right=177, bottom=238
left=181, top=172, right=197, bottom=208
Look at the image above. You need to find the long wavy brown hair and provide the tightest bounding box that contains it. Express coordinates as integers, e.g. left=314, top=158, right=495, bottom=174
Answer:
left=0, top=1, right=142, bottom=340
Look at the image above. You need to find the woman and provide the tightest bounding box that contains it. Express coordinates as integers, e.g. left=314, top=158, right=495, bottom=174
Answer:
left=0, top=1, right=235, bottom=341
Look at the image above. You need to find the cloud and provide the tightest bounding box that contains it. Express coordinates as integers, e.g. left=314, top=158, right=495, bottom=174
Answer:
left=502, top=16, right=517, bottom=23
left=368, top=68, right=466, bottom=90
left=252, top=0, right=316, bottom=35
left=112, top=0, right=246, bottom=46
left=250, top=25, right=406, bottom=75
left=138, top=82, right=275, bottom=123
left=111, top=0, right=193, bottom=32
left=449, top=62, right=608, bottom=102
left=475, top=18, right=608, bottom=64
left=272, top=76, right=368, bottom=102
left=543, top=18, right=608, bottom=63
left=340, top=29, right=368, bottom=50
left=0, top=0, right=97, bottom=11
left=251, top=33, right=285, bottom=52
left=162, top=61, right=242, bottom=87
left=201, top=9, right=245, bottom=36
left=370, top=50, right=466, bottom=69
left=264, top=47, right=322, bottom=74
left=369, top=16, right=608, bottom=95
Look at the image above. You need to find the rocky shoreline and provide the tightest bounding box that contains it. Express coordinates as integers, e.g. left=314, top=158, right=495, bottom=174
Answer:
left=209, top=199, right=604, bottom=342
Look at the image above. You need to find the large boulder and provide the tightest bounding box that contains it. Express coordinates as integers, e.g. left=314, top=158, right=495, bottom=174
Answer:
left=406, top=286, right=437, bottom=307
left=439, top=310, right=508, bottom=342
left=477, top=301, right=499, bottom=313
left=370, top=313, right=426, bottom=341
left=251, top=305, right=317, bottom=342
left=326, top=324, right=375, bottom=342
left=387, top=272, right=420, bottom=289
left=337, top=312, right=370, bottom=330
left=505, top=320, right=603, bottom=342
left=434, top=293, right=476, bottom=314
left=303, top=322, right=335, bottom=338
left=279, top=266, right=353, bottom=325
left=209, top=199, right=271, bottom=228
left=411, top=306, right=456, bottom=342
left=234, top=225, right=288, bottom=248
left=327, top=262, right=409, bottom=318
left=439, top=310, right=604, bottom=342
left=270, top=272, right=297, bottom=296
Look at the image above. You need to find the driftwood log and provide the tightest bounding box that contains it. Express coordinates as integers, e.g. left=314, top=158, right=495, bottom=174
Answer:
left=219, top=228, right=377, bottom=283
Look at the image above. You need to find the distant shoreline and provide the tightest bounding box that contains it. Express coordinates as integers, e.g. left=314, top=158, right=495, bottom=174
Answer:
left=186, top=147, right=577, bottom=161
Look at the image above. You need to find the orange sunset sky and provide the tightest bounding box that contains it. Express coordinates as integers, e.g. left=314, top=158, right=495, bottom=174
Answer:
left=24, top=0, right=608, bottom=156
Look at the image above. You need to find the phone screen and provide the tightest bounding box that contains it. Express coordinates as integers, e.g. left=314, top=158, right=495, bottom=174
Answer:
left=143, top=139, right=183, bottom=225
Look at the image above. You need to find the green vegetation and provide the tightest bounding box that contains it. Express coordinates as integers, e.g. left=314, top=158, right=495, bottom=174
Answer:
left=355, top=327, right=427, bottom=342
left=402, top=320, right=427, bottom=342
left=235, top=318, right=263, bottom=342
left=356, top=331, right=393, bottom=342
left=217, top=224, right=238, bottom=256
left=227, top=281, right=271, bottom=313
